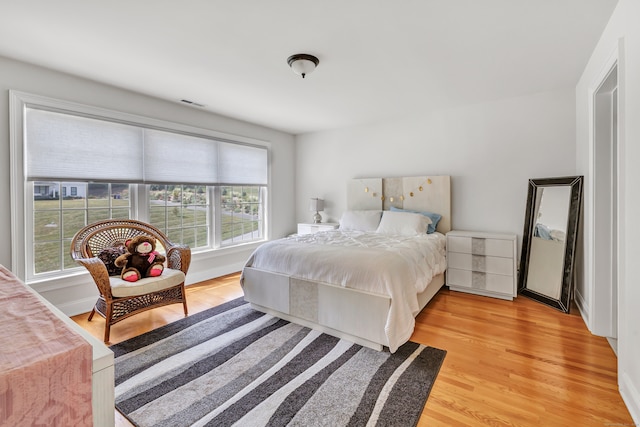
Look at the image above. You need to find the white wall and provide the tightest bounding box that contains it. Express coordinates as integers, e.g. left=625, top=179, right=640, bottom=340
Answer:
left=296, top=89, right=577, bottom=251
left=576, top=0, right=640, bottom=421
left=0, top=55, right=296, bottom=314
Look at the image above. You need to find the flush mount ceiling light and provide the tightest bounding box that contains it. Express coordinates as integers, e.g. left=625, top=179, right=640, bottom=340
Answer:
left=287, top=53, right=319, bottom=78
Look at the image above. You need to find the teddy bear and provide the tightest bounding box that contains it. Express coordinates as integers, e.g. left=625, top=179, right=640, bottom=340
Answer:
left=114, top=235, right=166, bottom=282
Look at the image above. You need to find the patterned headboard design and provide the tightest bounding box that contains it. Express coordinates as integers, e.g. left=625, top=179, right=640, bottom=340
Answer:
left=347, top=175, right=451, bottom=233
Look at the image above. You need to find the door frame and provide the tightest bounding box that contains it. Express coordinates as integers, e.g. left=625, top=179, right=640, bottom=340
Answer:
left=585, top=44, right=621, bottom=341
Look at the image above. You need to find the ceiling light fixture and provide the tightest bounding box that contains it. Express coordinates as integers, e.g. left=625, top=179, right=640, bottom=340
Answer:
left=287, top=53, right=319, bottom=78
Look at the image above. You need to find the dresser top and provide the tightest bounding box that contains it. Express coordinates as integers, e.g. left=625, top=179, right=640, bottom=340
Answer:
left=447, top=230, right=517, bottom=240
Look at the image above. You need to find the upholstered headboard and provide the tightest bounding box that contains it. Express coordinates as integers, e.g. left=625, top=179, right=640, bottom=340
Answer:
left=347, top=175, right=451, bottom=233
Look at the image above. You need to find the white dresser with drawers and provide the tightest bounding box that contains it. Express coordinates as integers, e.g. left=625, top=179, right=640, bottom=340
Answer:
left=446, top=230, right=518, bottom=300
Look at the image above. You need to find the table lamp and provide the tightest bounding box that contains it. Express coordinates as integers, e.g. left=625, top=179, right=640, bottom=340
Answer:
left=309, top=198, right=324, bottom=223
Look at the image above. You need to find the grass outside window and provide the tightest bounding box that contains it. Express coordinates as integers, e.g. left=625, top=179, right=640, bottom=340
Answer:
left=32, top=182, right=265, bottom=276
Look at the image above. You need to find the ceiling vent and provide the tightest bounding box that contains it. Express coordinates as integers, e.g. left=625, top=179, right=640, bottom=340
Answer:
left=180, top=99, right=206, bottom=108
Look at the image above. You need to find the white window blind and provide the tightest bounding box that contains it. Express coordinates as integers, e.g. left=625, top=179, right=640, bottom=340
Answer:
left=143, top=129, right=218, bottom=184
left=25, top=107, right=268, bottom=185
left=218, top=142, right=268, bottom=185
left=26, top=108, right=143, bottom=182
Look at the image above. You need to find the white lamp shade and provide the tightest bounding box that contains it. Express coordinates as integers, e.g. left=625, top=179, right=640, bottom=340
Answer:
left=309, top=198, right=324, bottom=212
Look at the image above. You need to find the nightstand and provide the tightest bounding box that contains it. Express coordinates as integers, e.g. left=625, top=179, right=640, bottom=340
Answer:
left=297, top=223, right=339, bottom=235
left=446, top=230, right=518, bottom=300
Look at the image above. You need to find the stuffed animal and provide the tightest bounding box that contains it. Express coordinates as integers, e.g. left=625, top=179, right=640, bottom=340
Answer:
left=114, top=235, right=166, bottom=282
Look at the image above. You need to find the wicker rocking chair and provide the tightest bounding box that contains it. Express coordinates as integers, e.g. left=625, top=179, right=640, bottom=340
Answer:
left=70, top=219, right=190, bottom=343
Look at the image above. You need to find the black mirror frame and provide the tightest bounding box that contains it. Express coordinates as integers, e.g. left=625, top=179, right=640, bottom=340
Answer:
left=518, top=176, right=583, bottom=313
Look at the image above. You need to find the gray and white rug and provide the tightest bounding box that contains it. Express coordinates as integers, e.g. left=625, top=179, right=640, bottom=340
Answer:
left=111, top=298, right=446, bottom=427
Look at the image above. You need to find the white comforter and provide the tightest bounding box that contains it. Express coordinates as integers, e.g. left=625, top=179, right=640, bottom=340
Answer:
left=242, top=230, right=447, bottom=352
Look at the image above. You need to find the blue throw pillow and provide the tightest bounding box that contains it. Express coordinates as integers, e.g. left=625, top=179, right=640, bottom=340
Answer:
left=390, top=206, right=442, bottom=234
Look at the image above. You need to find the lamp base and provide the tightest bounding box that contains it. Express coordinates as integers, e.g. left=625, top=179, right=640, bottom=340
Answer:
left=313, top=212, right=322, bottom=224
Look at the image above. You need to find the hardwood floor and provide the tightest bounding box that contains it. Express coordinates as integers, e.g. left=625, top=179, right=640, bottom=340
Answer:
left=72, top=273, right=633, bottom=426
left=414, top=291, right=632, bottom=426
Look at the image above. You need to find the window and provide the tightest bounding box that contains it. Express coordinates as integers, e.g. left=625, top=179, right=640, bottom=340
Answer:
left=221, top=186, right=266, bottom=245
left=31, top=182, right=131, bottom=275
left=11, top=91, right=269, bottom=281
left=148, top=184, right=209, bottom=248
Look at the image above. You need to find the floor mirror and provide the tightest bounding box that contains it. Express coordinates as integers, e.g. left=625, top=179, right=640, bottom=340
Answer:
left=518, top=176, right=583, bottom=312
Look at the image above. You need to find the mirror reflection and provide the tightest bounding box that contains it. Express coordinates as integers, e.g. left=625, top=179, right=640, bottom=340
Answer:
left=518, top=177, right=583, bottom=313
left=526, top=186, right=571, bottom=299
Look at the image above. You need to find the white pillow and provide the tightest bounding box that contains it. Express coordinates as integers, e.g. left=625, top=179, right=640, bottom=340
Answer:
left=375, top=211, right=432, bottom=236
left=339, top=210, right=382, bottom=232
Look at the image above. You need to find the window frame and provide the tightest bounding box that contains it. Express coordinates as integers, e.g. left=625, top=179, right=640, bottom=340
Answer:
left=10, top=90, right=270, bottom=283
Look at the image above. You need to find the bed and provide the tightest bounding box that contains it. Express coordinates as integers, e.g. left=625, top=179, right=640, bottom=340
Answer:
left=241, top=175, right=451, bottom=352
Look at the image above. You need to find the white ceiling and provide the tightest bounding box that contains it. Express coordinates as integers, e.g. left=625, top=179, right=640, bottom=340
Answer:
left=0, top=0, right=617, bottom=135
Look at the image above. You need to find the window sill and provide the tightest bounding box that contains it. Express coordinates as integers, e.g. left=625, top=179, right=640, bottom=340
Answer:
left=191, top=239, right=265, bottom=261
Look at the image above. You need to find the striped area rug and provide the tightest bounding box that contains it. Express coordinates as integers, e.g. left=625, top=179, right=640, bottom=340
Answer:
left=112, top=298, right=446, bottom=427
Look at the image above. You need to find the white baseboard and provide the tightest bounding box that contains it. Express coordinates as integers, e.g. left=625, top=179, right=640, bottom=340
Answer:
left=185, top=261, right=245, bottom=287
left=56, top=296, right=100, bottom=317
left=620, top=371, right=640, bottom=424
left=573, top=288, right=590, bottom=329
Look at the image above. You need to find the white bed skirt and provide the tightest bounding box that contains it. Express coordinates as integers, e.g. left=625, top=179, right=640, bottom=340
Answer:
left=242, top=267, right=444, bottom=351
